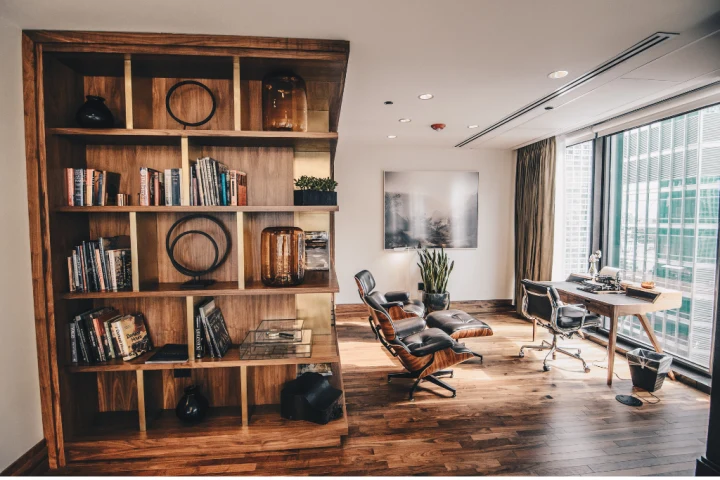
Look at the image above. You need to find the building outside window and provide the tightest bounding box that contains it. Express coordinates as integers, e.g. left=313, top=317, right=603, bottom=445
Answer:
left=561, top=140, right=594, bottom=278
left=606, top=105, right=720, bottom=369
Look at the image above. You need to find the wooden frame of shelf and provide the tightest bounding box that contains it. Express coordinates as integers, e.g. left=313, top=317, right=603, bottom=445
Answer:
left=21, top=30, right=349, bottom=469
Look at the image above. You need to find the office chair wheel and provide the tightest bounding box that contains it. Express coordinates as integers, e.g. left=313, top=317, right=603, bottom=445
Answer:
left=584, top=367, right=591, bottom=373
left=543, top=364, right=551, bottom=372
left=452, top=392, right=457, bottom=398
left=518, top=350, right=525, bottom=358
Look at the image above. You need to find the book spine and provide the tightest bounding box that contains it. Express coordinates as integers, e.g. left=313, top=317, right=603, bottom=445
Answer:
left=94, top=171, right=102, bottom=206
left=91, top=317, right=108, bottom=362
left=81, top=242, right=94, bottom=292
left=172, top=169, right=181, bottom=206
left=139, top=167, right=149, bottom=206
left=76, top=246, right=87, bottom=292
left=73, top=169, right=84, bottom=206
left=239, top=172, right=247, bottom=206
left=110, top=320, right=128, bottom=358
left=65, top=168, right=74, bottom=206
left=202, top=315, right=221, bottom=358
left=83, top=316, right=103, bottom=362
left=165, top=169, right=172, bottom=206
left=211, top=160, right=219, bottom=206
left=229, top=171, right=237, bottom=206
left=103, top=320, right=116, bottom=359
left=67, top=256, right=75, bottom=293
left=98, top=238, right=110, bottom=292
left=220, top=172, right=227, bottom=206
left=71, top=250, right=80, bottom=292
left=85, top=168, right=94, bottom=206
left=107, top=252, right=117, bottom=292
left=74, top=318, right=91, bottom=363
left=69, top=322, right=78, bottom=364
left=194, top=314, right=204, bottom=359
left=202, top=316, right=217, bottom=358
left=196, top=163, right=206, bottom=206
left=94, top=246, right=106, bottom=292
left=98, top=171, right=106, bottom=206
left=199, top=158, right=209, bottom=205
left=122, top=250, right=132, bottom=290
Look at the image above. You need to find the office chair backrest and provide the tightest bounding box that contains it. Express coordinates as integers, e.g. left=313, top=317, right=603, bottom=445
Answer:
left=521, top=279, right=561, bottom=323
left=354, top=270, right=376, bottom=297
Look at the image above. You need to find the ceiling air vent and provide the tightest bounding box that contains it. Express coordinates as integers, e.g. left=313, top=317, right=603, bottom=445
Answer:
left=455, top=32, right=678, bottom=147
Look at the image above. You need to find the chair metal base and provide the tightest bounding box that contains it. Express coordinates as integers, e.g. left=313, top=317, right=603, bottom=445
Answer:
left=519, top=335, right=591, bottom=373
left=388, top=370, right=456, bottom=401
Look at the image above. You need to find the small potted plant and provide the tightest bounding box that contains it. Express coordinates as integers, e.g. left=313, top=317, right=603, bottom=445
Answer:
left=294, top=176, right=338, bottom=206
left=417, top=247, right=454, bottom=313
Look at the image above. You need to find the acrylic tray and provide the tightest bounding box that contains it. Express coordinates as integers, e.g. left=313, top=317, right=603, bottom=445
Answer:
left=238, top=329, right=313, bottom=360
left=253, top=319, right=305, bottom=343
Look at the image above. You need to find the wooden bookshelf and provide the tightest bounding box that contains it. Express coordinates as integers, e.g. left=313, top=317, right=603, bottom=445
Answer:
left=21, top=30, right=349, bottom=469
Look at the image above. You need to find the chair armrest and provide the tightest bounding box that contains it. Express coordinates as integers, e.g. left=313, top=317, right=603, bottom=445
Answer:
left=385, top=291, right=410, bottom=303
left=556, top=304, right=588, bottom=330
left=380, top=301, right=405, bottom=310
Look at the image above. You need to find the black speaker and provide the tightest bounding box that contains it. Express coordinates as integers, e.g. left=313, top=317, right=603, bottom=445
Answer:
left=281, top=372, right=343, bottom=425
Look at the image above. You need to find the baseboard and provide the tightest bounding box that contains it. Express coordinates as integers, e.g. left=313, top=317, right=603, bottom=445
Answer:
left=336, top=299, right=513, bottom=319
left=1, top=440, right=48, bottom=476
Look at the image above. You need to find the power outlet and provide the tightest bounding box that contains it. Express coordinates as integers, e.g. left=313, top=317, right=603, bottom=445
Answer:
left=418, top=282, right=424, bottom=291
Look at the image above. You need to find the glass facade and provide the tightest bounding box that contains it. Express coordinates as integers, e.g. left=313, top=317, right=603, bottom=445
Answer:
left=562, top=141, right=594, bottom=278
left=606, top=105, right=720, bottom=369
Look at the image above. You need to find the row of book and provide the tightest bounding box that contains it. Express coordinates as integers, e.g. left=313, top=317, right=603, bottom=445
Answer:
left=190, top=157, right=247, bottom=206
left=70, top=307, right=152, bottom=364
left=193, top=298, right=231, bottom=358
left=68, top=236, right=132, bottom=293
left=139, top=167, right=183, bottom=206
left=64, top=168, right=121, bottom=206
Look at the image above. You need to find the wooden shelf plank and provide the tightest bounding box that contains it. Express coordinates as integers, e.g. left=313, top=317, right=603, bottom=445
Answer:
left=66, top=332, right=340, bottom=372
left=65, top=405, right=347, bottom=462
left=48, top=128, right=337, bottom=151
left=54, top=205, right=339, bottom=213
left=59, top=270, right=339, bottom=299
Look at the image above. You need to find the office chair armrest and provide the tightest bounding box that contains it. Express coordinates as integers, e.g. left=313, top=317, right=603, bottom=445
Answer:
left=385, top=291, right=411, bottom=303
left=556, top=304, right=588, bottom=330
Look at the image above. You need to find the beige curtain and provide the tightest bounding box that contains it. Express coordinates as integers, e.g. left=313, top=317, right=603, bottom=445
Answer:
left=514, top=137, right=556, bottom=312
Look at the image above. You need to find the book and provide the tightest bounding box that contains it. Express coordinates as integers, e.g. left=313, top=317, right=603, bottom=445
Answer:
left=68, top=236, right=131, bottom=293
left=102, top=171, right=121, bottom=206
left=69, top=323, right=78, bottom=364
left=198, top=299, right=231, bottom=358
left=145, top=344, right=189, bottom=364
left=74, top=317, right=91, bottom=363
left=93, top=309, right=121, bottom=360
left=73, top=169, right=84, bottom=206
left=194, top=313, right=205, bottom=359
left=85, top=168, right=94, bottom=206
left=111, top=314, right=152, bottom=361
left=64, top=168, right=74, bottom=206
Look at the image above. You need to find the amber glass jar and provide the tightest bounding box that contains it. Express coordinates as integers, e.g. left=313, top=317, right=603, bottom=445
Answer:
left=261, top=227, right=305, bottom=286
left=262, top=71, right=308, bottom=132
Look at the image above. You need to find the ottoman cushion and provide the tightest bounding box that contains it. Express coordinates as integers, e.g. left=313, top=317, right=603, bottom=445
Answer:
left=426, top=309, right=494, bottom=339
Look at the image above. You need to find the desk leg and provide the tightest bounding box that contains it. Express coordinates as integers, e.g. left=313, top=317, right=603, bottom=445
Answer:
left=634, top=314, right=676, bottom=381
left=532, top=318, right=536, bottom=342
left=607, top=314, right=618, bottom=386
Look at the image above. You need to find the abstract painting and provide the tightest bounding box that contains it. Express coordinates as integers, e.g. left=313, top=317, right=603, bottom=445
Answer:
left=384, top=171, right=478, bottom=249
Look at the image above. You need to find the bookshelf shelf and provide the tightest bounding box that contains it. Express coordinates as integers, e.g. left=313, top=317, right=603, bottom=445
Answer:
left=67, top=331, right=340, bottom=372
left=49, top=128, right=338, bottom=151
left=55, top=205, right=339, bottom=213
left=60, top=270, right=339, bottom=299
left=24, top=31, right=349, bottom=468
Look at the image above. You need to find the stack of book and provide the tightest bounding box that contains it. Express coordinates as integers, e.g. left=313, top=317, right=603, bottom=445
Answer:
left=140, top=167, right=183, bottom=206
left=190, top=157, right=247, bottom=206
left=70, top=307, right=152, bottom=364
left=194, top=298, right=232, bottom=358
left=68, top=236, right=132, bottom=293
left=64, top=168, right=120, bottom=206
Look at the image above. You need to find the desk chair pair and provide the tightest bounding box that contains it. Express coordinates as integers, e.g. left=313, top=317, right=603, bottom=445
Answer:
left=519, top=279, right=601, bottom=372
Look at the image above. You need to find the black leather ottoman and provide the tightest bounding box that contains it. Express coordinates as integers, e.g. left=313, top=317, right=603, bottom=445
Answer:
left=426, top=310, right=494, bottom=340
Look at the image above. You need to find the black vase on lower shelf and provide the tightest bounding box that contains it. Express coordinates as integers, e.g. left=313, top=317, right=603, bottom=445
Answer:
left=76, top=95, right=115, bottom=128
left=175, top=385, right=209, bottom=423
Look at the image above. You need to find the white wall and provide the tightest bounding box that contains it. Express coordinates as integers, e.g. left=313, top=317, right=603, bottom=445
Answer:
left=335, top=142, right=515, bottom=304
left=0, top=18, right=44, bottom=470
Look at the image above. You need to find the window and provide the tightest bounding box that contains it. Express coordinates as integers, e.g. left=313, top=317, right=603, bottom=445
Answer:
left=560, top=140, right=594, bottom=278
left=606, top=105, right=720, bottom=369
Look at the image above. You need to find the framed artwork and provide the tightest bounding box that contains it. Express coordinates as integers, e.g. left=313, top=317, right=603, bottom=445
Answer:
left=384, top=171, right=479, bottom=249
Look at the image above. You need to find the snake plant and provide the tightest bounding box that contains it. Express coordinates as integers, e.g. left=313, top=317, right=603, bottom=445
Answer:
left=417, top=248, right=454, bottom=294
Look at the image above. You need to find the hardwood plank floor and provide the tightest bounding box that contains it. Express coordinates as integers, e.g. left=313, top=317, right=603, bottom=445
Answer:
left=48, top=312, right=709, bottom=476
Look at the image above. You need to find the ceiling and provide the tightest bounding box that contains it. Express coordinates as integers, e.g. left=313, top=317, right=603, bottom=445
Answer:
left=2, top=0, right=720, bottom=151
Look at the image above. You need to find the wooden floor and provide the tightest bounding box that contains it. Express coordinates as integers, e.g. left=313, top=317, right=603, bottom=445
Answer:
left=49, top=310, right=709, bottom=476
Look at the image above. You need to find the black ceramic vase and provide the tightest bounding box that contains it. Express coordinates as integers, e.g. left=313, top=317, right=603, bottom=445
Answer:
left=423, top=292, right=450, bottom=313
left=76, top=95, right=114, bottom=128
left=175, top=385, right=209, bottom=423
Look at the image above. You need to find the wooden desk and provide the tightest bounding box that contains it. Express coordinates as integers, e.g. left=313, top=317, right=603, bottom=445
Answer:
left=542, top=281, right=682, bottom=386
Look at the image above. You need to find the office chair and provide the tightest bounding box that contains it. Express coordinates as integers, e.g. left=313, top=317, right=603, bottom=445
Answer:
left=354, top=270, right=426, bottom=318
left=518, top=279, right=600, bottom=373
left=355, top=277, right=477, bottom=400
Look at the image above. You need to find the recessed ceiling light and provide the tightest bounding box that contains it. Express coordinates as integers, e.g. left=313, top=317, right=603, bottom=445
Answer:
left=418, top=93, right=434, bottom=100
left=544, top=106, right=554, bottom=110
left=387, top=135, right=397, bottom=139
left=467, top=124, right=479, bottom=129
left=384, top=100, right=393, bottom=105
left=548, top=70, right=568, bottom=79
left=399, top=118, right=411, bottom=123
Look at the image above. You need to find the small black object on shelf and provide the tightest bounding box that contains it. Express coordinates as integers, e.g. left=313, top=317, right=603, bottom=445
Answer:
left=281, top=372, right=343, bottom=425
left=76, top=95, right=115, bottom=128
left=165, top=213, right=231, bottom=289
left=627, top=348, right=673, bottom=392
left=175, top=385, right=209, bottom=422
left=165, top=80, right=217, bottom=128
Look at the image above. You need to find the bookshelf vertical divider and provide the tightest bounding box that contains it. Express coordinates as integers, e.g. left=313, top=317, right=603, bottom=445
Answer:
left=22, top=30, right=349, bottom=469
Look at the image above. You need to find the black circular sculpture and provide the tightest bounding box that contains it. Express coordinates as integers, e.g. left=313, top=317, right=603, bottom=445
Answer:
left=165, top=214, right=231, bottom=289
left=165, top=80, right=217, bottom=128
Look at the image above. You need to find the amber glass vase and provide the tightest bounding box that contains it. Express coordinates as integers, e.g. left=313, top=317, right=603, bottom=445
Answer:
left=262, top=71, right=308, bottom=132
left=261, top=227, right=305, bottom=286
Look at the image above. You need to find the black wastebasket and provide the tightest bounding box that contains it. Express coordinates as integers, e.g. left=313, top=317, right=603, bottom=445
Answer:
left=627, top=348, right=673, bottom=392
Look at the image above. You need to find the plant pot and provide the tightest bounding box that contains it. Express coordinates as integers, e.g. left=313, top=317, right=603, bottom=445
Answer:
left=76, top=95, right=115, bottom=128
left=175, top=385, right=209, bottom=423
left=423, top=292, right=450, bottom=313
left=294, top=190, right=337, bottom=206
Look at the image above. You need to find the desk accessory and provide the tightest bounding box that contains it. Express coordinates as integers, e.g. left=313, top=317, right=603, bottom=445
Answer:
left=165, top=80, right=216, bottom=128
left=145, top=344, right=189, bottom=364
left=76, top=95, right=114, bottom=128
left=281, top=372, right=343, bottom=425
left=261, top=227, right=305, bottom=286
left=175, top=385, right=209, bottom=423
